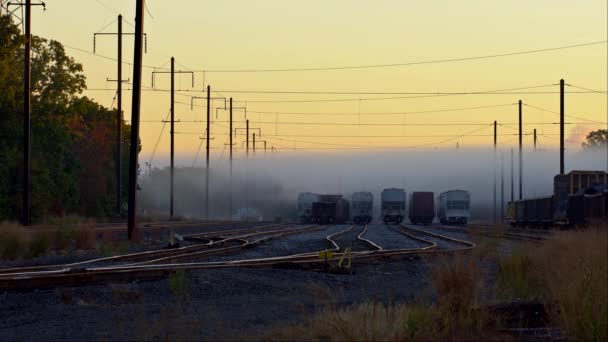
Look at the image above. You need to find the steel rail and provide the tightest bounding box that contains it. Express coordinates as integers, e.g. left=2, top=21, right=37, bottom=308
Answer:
left=0, top=223, right=297, bottom=275
left=0, top=225, right=482, bottom=291
left=432, top=224, right=548, bottom=243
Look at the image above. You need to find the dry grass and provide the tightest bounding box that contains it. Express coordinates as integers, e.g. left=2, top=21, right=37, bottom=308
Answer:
left=497, top=227, right=607, bottom=341
left=0, top=221, right=30, bottom=260
left=264, top=254, right=500, bottom=341
left=0, top=216, right=100, bottom=260
left=535, top=228, right=607, bottom=341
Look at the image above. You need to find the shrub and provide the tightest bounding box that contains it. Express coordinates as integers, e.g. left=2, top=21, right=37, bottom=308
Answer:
left=168, top=269, right=187, bottom=297
left=28, top=231, right=50, bottom=258
left=74, top=222, right=96, bottom=250
left=0, top=222, right=29, bottom=260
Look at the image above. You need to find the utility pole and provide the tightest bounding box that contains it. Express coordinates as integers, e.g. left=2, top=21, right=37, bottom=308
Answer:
left=493, top=120, right=497, bottom=224
left=22, top=0, right=32, bottom=226
left=510, top=148, right=514, bottom=203
left=253, top=133, right=256, bottom=154
left=94, top=15, right=146, bottom=215
left=170, top=57, right=174, bottom=218
left=560, top=79, right=565, bottom=174
left=206, top=85, right=210, bottom=220
left=534, top=129, right=537, bottom=150
left=264, top=141, right=267, bottom=153
left=152, top=61, right=193, bottom=220
left=246, top=119, right=250, bottom=157
left=518, top=100, right=523, bottom=200
left=128, top=0, right=145, bottom=240
left=14, top=0, right=45, bottom=225
left=229, top=98, right=233, bottom=218
left=115, top=15, right=123, bottom=215
left=501, top=151, right=505, bottom=223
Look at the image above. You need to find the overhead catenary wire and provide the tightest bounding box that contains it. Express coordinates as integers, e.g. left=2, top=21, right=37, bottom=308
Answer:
left=184, top=40, right=607, bottom=73
left=523, top=103, right=605, bottom=124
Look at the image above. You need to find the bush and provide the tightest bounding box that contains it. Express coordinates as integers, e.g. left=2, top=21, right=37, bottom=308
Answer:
left=168, top=269, right=187, bottom=297
left=28, top=231, right=50, bottom=258
left=75, top=223, right=96, bottom=250
left=0, top=222, right=29, bottom=260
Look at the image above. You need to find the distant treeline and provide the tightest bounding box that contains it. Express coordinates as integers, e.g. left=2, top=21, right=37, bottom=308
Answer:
left=0, top=15, right=138, bottom=222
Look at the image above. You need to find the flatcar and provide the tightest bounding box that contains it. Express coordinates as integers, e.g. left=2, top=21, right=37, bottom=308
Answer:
left=352, top=192, right=373, bottom=224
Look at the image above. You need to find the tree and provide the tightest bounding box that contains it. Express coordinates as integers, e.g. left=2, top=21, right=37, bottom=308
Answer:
left=0, top=14, right=139, bottom=221
left=582, top=129, right=608, bottom=149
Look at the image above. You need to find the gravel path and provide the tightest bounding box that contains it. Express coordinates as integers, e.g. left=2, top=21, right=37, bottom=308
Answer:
left=201, top=225, right=350, bottom=262
left=362, top=224, right=427, bottom=250
left=330, top=225, right=376, bottom=252
left=0, top=258, right=433, bottom=341
left=419, top=225, right=472, bottom=241
left=398, top=224, right=468, bottom=250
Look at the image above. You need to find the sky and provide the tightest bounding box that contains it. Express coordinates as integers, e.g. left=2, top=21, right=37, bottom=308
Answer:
left=13, top=0, right=608, bottom=167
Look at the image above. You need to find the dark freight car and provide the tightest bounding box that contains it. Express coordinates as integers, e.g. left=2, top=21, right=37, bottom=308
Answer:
left=311, top=196, right=350, bottom=224
left=409, top=192, right=434, bottom=225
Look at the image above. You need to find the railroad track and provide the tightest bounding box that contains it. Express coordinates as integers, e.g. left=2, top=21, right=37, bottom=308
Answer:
left=327, top=225, right=381, bottom=252
left=0, top=223, right=479, bottom=291
left=0, top=222, right=293, bottom=275
left=431, top=224, right=549, bottom=242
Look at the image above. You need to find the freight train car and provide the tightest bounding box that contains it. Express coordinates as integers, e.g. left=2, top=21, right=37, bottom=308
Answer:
left=409, top=192, right=434, bottom=225
left=297, top=192, right=319, bottom=224
left=352, top=192, right=373, bottom=224
left=437, top=190, right=470, bottom=225
left=381, top=188, right=406, bottom=224
left=507, top=170, right=608, bottom=227
left=311, top=195, right=350, bottom=224
left=553, top=170, right=607, bottom=225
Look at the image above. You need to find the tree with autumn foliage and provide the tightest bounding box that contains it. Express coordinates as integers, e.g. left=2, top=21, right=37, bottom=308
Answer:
left=582, top=129, right=608, bottom=150
left=0, top=14, right=138, bottom=221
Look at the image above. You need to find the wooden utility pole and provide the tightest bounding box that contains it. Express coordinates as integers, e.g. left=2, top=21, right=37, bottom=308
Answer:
left=116, top=15, right=123, bottom=215
left=518, top=100, right=523, bottom=200
left=501, top=151, right=505, bottom=223
left=246, top=119, right=250, bottom=156
left=14, top=0, right=45, bottom=225
left=253, top=133, right=256, bottom=154
left=560, top=79, right=565, bottom=174
left=534, top=129, right=537, bottom=150
left=128, top=0, right=145, bottom=240
left=94, top=15, right=145, bottom=215
left=22, top=0, right=32, bottom=225
left=494, top=120, right=497, bottom=224
left=170, top=57, right=175, bottom=218
left=229, top=98, right=233, bottom=218
left=205, top=85, right=210, bottom=220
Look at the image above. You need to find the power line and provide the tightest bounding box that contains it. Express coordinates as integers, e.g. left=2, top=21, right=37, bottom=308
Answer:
left=523, top=103, right=605, bottom=124
left=187, top=40, right=607, bottom=73
left=566, top=83, right=607, bottom=94
left=140, top=120, right=580, bottom=126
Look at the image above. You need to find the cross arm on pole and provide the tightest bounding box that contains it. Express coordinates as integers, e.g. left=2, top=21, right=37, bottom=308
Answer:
left=152, top=70, right=194, bottom=88
left=94, top=33, right=148, bottom=53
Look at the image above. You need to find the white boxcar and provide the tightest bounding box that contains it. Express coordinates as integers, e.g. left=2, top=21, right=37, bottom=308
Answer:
left=438, top=190, right=471, bottom=225
left=351, top=192, right=373, bottom=224
left=381, top=188, right=406, bottom=224
left=297, top=192, right=319, bottom=223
